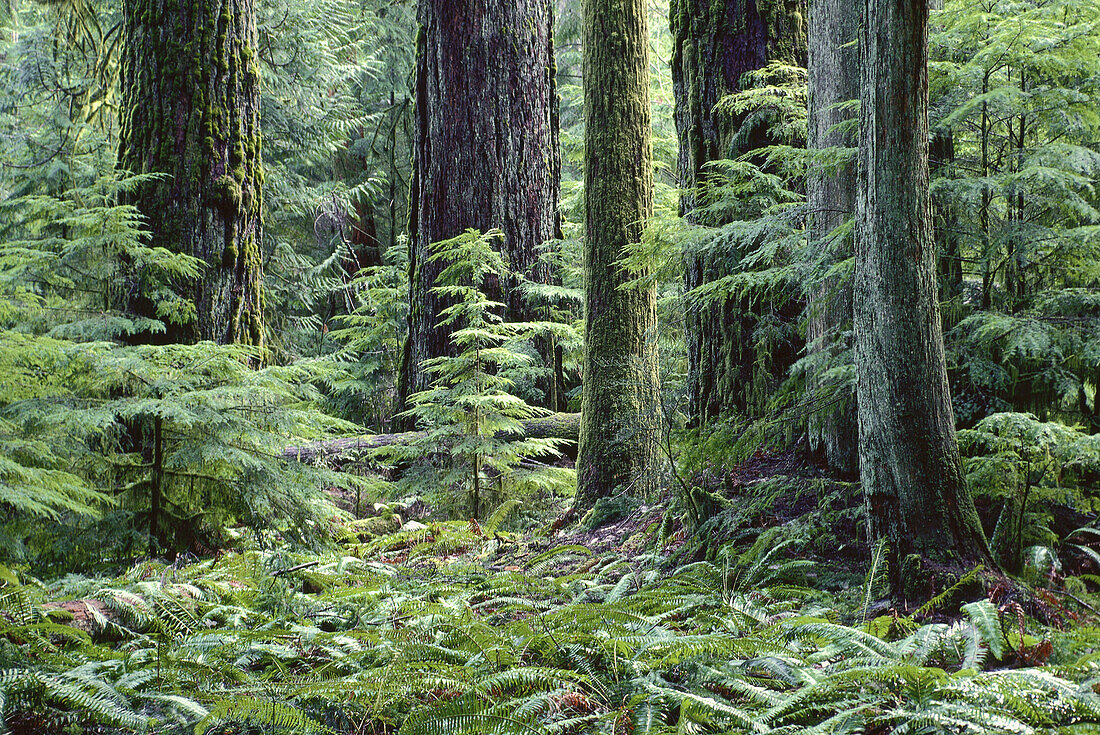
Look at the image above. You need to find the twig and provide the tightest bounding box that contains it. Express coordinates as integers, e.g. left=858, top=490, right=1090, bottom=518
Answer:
left=1049, top=589, right=1100, bottom=615
left=271, top=560, right=320, bottom=577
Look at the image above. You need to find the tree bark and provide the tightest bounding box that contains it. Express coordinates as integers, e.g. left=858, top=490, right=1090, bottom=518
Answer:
left=118, top=0, right=265, bottom=347
left=396, top=0, right=562, bottom=427
left=575, top=0, right=660, bottom=508
left=855, top=0, right=992, bottom=592
left=806, top=0, right=858, bottom=476
left=670, top=0, right=807, bottom=427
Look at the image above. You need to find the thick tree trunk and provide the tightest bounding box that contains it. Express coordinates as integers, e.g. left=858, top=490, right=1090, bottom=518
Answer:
left=575, top=0, right=660, bottom=508
left=396, top=0, right=562, bottom=427
left=118, top=0, right=264, bottom=347
left=671, top=0, right=807, bottom=427
left=855, top=0, right=992, bottom=592
left=806, top=0, right=858, bottom=476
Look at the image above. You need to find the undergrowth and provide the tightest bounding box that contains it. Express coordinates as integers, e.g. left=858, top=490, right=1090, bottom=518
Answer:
left=2, top=520, right=1099, bottom=735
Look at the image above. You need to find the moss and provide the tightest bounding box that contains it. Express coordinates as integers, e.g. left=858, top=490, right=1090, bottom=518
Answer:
left=213, top=174, right=242, bottom=214
left=222, top=242, right=238, bottom=266
left=757, top=0, right=806, bottom=63
left=577, top=0, right=660, bottom=508
left=249, top=312, right=263, bottom=346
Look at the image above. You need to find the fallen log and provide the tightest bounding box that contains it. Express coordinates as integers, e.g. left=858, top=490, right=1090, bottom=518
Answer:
left=283, top=412, right=581, bottom=462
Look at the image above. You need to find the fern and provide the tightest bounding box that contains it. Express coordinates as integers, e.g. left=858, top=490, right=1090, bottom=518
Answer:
left=962, top=600, right=1005, bottom=660
left=197, top=696, right=333, bottom=734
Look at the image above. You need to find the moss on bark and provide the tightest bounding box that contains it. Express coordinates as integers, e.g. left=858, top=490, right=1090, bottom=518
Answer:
left=854, top=0, right=993, bottom=591
left=118, top=0, right=264, bottom=348
left=575, top=0, right=660, bottom=508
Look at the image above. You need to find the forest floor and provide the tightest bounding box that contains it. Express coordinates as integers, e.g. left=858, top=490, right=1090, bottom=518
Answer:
left=3, top=451, right=1100, bottom=733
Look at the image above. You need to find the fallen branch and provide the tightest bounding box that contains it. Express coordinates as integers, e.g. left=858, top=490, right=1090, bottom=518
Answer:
left=283, top=412, right=581, bottom=463
left=272, top=560, right=321, bottom=577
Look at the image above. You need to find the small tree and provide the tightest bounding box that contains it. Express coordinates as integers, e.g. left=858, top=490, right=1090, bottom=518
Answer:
left=395, top=230, right=569, bottom=519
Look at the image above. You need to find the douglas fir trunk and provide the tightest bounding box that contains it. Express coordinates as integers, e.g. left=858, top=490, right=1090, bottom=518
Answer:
left=396, top=0, right=561, bottom=426
left=119, top=0, right=264, bottom=346
left=855, top=0, right=992, bottom=591
left=575, top=0, right=661, bottom=508
left=806, top=0, right=858, bottom=475
left=670, top=0, right=806, bottom=426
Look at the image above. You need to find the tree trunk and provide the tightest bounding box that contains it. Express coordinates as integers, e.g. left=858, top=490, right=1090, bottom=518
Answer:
left=671, top=0, right=806, bottom=427
left=931, top=129, right=965, bottom=330
left=575, top=0, right=660, bottom=508
left=118, top=0, right=265, bottom=347
left=806, top=0, right=858, bottom=476
left=855, top=0, right=992, bottom=593
left=396, top=0, right=562, bottom=427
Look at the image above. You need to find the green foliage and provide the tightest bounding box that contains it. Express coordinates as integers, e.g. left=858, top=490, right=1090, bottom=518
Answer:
left=379, top=231, right=573, bottom=518
left=2, top=536, right=1097, bottom=734
left=0, top=335, right=372, bottom=565
left=930, top=0, right=1100, bottom=429
left=959, top=411, right=1100, bottom=573
left=0, top=172, right=371, bottom=563
left=0, top=172, right=201, bottom=337
left=324, top=250, right=409, bottom=429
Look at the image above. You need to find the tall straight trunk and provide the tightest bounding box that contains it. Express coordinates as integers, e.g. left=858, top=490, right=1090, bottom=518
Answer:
left=931, top=129, right=965, bottom=329
left=149, top=415, right=163, bottom=553
left=806, top=0, right=858, bottom=476
left=855, top=0, right=992, bottom=592
left=671, top=0, right=807, bottom=427
left=575, top=0, right=660, bottom=508
left=396, top=0, right=561, bottom=427
left=118, top=0, right=264, bottom=347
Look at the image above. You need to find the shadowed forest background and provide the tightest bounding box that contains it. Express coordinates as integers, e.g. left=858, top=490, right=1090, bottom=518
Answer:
left=1, top=0, right=1100, bottom=731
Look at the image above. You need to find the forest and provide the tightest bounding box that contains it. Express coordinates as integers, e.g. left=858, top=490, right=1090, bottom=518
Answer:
left=1, top=0, right=1100, bottom=730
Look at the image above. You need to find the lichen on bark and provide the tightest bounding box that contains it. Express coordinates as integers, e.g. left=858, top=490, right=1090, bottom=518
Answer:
left=806, top=0, right=859, bottom=475
left=855, top=0, right=992, bottom=590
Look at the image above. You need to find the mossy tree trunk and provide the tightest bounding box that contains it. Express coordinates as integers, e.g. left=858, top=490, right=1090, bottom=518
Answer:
left=118, top=0, right=265, bottom=347
left=575, top=0, right=660, bottom=509
left=806, top=0, right=858, bottom=476
left=855, top=0, right=993, bottom=593
left=670, top=0, right=806, bottom=427
left=396, top=0, right=562, bottom=428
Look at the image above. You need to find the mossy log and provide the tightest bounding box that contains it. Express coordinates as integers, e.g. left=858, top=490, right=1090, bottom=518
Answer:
left=283, top=412, right=581, bottom=463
